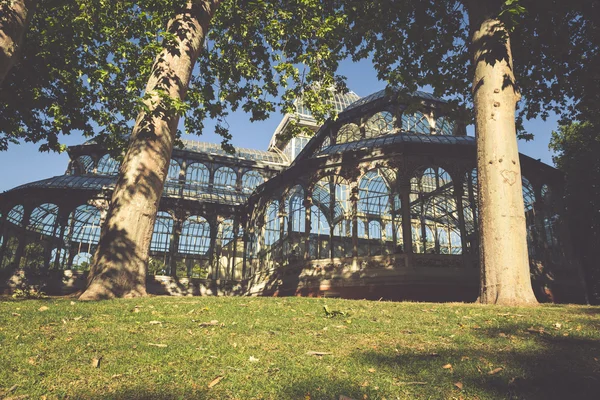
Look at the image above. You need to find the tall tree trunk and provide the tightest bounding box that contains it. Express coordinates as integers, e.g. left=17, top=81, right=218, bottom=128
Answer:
left=469, top=8, right=538, bottom=305
left=0, top=0, right=38, bottom=86
left=79, top=1, right=220, bottom=300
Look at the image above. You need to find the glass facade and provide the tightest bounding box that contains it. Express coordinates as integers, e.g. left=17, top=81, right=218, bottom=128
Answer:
left=0, top=88, right=574, bottom=303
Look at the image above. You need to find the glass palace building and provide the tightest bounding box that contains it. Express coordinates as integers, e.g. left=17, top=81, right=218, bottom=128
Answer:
left=0, top=89, right=587, bottom=302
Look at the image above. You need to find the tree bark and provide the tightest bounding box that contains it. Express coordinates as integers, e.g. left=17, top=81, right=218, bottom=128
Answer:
left=79, top=1, right=220, bottom=300
left=0, top=0, right=38, bottom=86
left=469, top=10, right=538, bottom=305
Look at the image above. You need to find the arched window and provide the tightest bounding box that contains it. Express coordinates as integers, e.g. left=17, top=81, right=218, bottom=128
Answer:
left=184, top=162, right=209, bottom=197
left=71, top=155, right=94, bottom=175
left=50, top=248, right=69, bottom=269
left=262, top=200, right=281, bottom=266
left=264, top=201, right=280, bottom=247
left=358, top=170, right=392, bottom=215
left=541, top=184, right=550, bottom=203
left=401, top=111, right=431, bottom=134
left=410, top=167, right=461, bottom=254
left=28, top=203, right=59, bottom=237
left=540, top=184, right=559, bottom=249
left=522, top=176, right=537, bottom=256
left=309, top=203, right=330, bottom=259
left=358, top=169, right=399, bottom=256
left=72, top=252, right=93, bottom=271
left=287, top=186, right=305, bottom=233
left=241, top=170, right=264, bottom=194
left=365, top=111, right=395, bottom=138
left=333, top=220, right=353, bottom=258
left=336, top=123, right=361, bottom=144
left=67, top=205, right=101, bottom=253
left=411, top=223, right=423, bottom=254
left=285, top=186, right=305, bottom=260
left=7, top=205, right=24, bottom=226
left=219, top=219, right=235, bottom=248
left=368, top=220, right=382, bottom=239
left=320, top=136, right=331, bottom=150
left=214, top=166, right=237, bottom=189
left=218, top=218, right=236, bottom=279
left=179, top=215, right=211, bottom=255
left=150, top=211, right=173, bottom=253
left=463, top=168, right=478, bottom=254
left=435, top=116, right=455, bottom=135
left=164, top=159, right=182, bottom=196
left=97, top=154, right=120, bottom=175
left=522, top=176, right=535, bottom=212
left=368, top=220, right=383, bottom=256
left=312, top=176, right=350, bottom=259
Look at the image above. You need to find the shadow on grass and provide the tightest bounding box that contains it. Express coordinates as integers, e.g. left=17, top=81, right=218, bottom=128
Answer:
left=571, top=306, right=600, bottom=316
left=69, top=380, right=364, bottom=400
left=354, top=320, right=600, bottom=400
left=68, top=389, right=207, bottom=400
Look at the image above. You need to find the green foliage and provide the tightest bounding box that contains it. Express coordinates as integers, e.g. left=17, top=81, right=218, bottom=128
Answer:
left=11, top=287, right=47, bottom=299
left=1, top=0, right=351, bottom=153
left=2, top=0, right=598, bottom=152
left=323, top=304, right=351, bottom=318
left=340, top=0, right=599, bottom=138
left=148, top=257, right=168, bottom=275
left=188, top=0, right=350, bottom=146
left=1, top=0, right=96, bottom=151
left=550, top=122, right=600, bottom=303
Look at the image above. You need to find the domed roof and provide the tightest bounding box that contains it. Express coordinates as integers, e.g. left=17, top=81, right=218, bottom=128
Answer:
left=343, top=88, right=445, bottom=113
left=294, top=90, right=361, bottom=118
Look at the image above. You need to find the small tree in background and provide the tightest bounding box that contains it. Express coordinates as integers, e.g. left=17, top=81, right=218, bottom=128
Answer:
left=550, top=122, right=600, bottom=304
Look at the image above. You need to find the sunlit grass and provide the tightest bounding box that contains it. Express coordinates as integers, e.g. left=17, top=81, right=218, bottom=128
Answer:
left=1, top=297, right=599, bottom=399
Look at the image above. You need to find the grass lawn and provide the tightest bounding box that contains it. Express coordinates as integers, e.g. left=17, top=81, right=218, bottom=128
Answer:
left=0, top=296, right=599, bottom=399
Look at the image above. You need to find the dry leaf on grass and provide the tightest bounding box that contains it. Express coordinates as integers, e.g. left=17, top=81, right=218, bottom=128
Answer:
left=454, top=382, right=464, bottom=390
left=148, top=343, right=167, bottom=348
left=199, top=320, right=220, bottom=327
left=149, top=321, right=162, bottom=325
left=306, top=351, right=332, bottom=356
left=38, top=306, right=49, bottom=312
left=12, top=313, right=20, bottom=317
left=368, top=368, right=376, bottom=373
left=442, top=363, right=453, bottom=369
left=207, top=376, right=223, bottom=389
left=92, top=357, right=102, bottom=368
left=248, top=356, right=259, bottom=362
left=488, top=367, right=503, bottom=375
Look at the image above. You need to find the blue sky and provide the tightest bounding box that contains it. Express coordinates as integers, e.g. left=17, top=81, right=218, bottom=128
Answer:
left=0, top=58, right=559, bottom=193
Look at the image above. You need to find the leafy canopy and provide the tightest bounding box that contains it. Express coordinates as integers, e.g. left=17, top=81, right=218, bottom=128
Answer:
left=2, top=0, right=597, bottom=153
left=1, top=0, right=350, bottom=154
left=340, top=0, right=599, bottom=138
